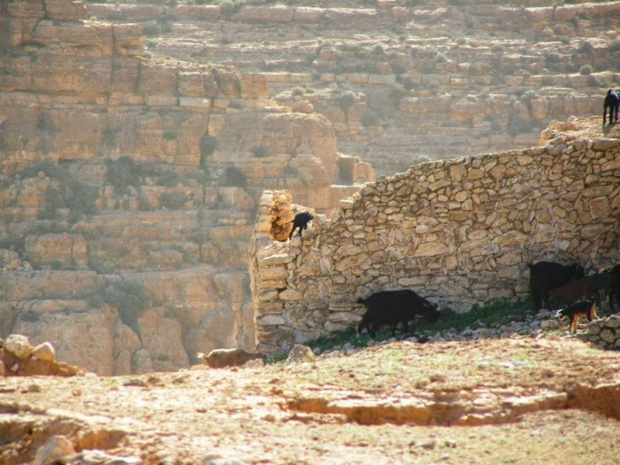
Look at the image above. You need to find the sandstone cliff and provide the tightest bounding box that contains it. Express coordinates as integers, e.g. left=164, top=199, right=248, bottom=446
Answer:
left=0, top=0, right=373, bottom=374
left=1, top=0, right=619, bottom=374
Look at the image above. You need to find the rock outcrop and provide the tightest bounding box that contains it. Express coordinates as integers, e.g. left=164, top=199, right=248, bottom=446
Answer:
left=1, top=334, right=84, bottom=377
left=87, top=0, right=620, bottom=174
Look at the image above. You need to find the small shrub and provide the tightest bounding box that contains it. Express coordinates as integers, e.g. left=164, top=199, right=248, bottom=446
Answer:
left=85, top=294, right=106, bottom=308
left=219, top=0, right=244, bottom=19
left=106, top=156, right=140, bottom=195
left=200, top=134, right=218, bottom=163
left=391, top=63, right=407, bottom=75
left=251, top=146, right=270, bottom=158
left=164, top=130, right=177, bottom=140
left=222, top=166, right=247, bottom=188
left=332, top=90, right=356, bottom=111
left=578, top=64, right=593, bottom=75
left=104, top=280, right=151, bottom=334
left=160, top=192, right=187, bottom=210
left=388, top=84, right=407, bottom=104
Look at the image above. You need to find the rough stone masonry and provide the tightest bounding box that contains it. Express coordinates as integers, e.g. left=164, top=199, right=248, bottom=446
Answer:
left=250, top=135, right=620, bottom=354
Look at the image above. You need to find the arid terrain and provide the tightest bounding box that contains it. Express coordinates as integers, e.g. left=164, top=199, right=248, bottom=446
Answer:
left=2, top=333, right=620, bottom=464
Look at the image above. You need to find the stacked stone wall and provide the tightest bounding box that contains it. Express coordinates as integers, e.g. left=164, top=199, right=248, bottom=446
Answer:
left=250, top=138, right=620, bottom=353
left=584, top=314, right=620, bottom=350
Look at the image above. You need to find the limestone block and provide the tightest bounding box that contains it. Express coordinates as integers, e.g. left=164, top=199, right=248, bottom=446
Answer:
left=171, top=5, right=220, bottom=20
left=31, top=342, right=56, bottom=362
left=33, top=20, right=114, bottom=55
left=279, top=289, right=303, bottom=301
left=179, top=72, right=206, bottom=98
left=32, top=55, right=113, bottom=94
left=599, top=329, right=616, bottom=344
left=25, top=233, right=88, bottom=268
left=257, top=314, right=286, bottom=326
left=112, top=23, right=145, bottom=57
left=45, top=0, right=86, bottom=21
left=415, top=242, right=448, bottom=257
left=605, top=315, right=620, bottom=328
left=260, top=266, right=288, bottom=282
left=589, top=197, right=611, bottom=218
left=260, top=254, right=295, bottom=266
left=138, top=62, right=178, bottom=96
left=240, top=74, right=268, bottom=99
left=4, top=334, right=34, bottom=359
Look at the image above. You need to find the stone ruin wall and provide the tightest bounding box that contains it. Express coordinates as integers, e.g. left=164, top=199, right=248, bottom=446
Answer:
left=250, top=137, right=620, bottom=354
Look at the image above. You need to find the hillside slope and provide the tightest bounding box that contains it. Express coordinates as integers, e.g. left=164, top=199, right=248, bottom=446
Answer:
left=2, top=336, right=620, bottom=464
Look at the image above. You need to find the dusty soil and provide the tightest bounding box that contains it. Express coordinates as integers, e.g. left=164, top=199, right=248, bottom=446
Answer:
left=2, top=335, right=620, bottom=464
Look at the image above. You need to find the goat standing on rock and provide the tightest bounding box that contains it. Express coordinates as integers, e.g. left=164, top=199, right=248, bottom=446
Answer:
left=603, top=89, right=619, bottom=125
left=289, top=211, right=313, bottom=240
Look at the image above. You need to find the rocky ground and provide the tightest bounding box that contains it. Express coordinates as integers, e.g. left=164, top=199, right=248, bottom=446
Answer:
left=2, top=320, right=620, bottom=465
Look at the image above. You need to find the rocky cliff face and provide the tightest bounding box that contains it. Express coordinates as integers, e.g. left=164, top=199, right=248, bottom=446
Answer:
left=0, top=0, right=373, bottom=375
left=1, top=0, right=619, bottom=374
left=87, top=0, right=620, bottom=174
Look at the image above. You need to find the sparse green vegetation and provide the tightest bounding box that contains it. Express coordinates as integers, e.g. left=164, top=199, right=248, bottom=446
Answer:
left=104, top=280, right=151, bottom=334
left=251, top=145, right=270, bottom=158
left=299, top=298, right=534, bottom=358
left=332, top=90, right=356, bottom=111
left=17, top=162, right=97, bottom=221
left=160, top=191, right=187, bottom=210
left=106, top=156, right=141, bottom=195
left=222, top=166, right=247, bottom=187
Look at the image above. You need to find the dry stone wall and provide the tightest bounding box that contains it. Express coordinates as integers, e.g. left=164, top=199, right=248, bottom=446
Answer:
left=250, top=133, right=620, bottom=353
left=583, top=314, right=620, bottom=350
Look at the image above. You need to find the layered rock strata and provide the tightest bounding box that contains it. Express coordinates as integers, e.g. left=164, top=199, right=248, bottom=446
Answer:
left=0, top=0, right=373, bottom=374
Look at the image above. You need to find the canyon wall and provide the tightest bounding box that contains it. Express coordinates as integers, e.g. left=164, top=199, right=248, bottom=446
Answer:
left=87, top=0, right=620, bottom=174
left=250, top=121, right=620, bottom=353
left=0, top=0, right=372, bottom=374
left=1, top=0, right=620, bottom=371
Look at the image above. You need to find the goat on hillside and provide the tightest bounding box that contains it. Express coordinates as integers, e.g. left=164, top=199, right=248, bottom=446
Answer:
left=357, top=289, right=440, bottom=338
left=528, top=261, right=585, bottom=311
left=603, top=89, right=619, bottom=125
left=548, top=276, right=596, bottom=308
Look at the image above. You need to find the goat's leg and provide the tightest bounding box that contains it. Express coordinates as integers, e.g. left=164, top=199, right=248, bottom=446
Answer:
left=604, top=107, right=608, bottom=125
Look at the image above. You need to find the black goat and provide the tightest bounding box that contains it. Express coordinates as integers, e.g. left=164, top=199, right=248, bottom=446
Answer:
left=289, top=211, right=313, bottom=240
left=609, top=264, right=620, bottom=312
left=603, top=89, right=619, bottom=125
left=357, top=289, right=440, bottom=338
left=528, top=261, right=585, bottom=311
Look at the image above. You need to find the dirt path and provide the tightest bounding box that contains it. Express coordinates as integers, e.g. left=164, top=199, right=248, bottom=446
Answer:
left=2, top=336, right=620, bottom=464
